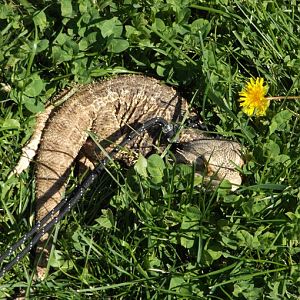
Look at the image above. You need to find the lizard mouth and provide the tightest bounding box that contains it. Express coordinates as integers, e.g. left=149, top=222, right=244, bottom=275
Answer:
left=172, top=142, right=207, bottom=174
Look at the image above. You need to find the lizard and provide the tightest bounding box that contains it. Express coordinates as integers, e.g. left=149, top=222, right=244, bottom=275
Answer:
left=12, top=74, right=244, bottom=279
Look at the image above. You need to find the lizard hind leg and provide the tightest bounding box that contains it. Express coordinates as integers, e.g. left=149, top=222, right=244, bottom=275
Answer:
left=76, top=138, right=99, bottom=173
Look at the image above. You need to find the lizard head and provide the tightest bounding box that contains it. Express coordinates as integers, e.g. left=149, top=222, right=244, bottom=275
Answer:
left=174, top=128, right=244, bottom=191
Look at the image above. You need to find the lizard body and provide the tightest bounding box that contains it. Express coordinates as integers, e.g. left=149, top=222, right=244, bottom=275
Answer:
left=31, top=75, right=243, bottom=278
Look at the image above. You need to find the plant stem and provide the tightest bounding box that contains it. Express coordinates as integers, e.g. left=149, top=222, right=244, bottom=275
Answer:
left=266, top=96, right=300, bottom=100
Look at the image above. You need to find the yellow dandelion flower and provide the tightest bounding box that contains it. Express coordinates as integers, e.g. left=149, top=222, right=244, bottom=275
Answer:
left=239, top=77, right=269, bottom=117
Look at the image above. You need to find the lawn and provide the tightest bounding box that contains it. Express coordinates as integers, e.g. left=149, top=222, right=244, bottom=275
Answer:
left=0, top=0, right=300, bottom=299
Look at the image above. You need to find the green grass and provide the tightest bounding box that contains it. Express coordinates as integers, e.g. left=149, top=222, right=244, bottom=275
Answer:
left=1, top=0, right=300, bottom=298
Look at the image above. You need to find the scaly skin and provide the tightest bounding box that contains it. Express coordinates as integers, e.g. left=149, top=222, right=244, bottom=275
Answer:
left=34, top=75, right=243, bottom=278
